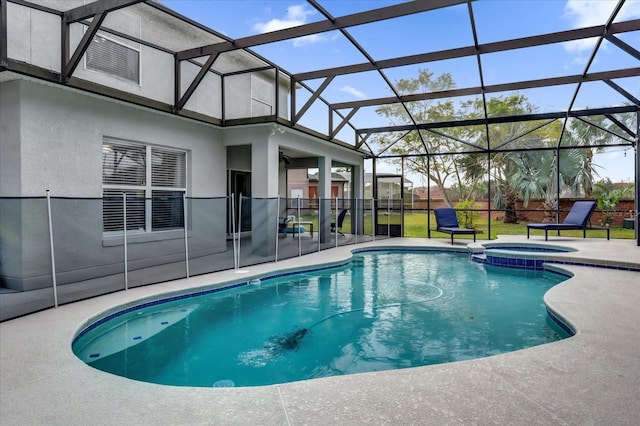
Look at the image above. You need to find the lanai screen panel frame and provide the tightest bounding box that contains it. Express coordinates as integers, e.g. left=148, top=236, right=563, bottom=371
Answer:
left=1, top=0, right=639, bottom=243
left=2, top=0, right=638, bottom=149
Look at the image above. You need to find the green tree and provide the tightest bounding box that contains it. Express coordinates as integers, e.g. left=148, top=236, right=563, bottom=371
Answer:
left=592, top=180, right=635, bottom=226
left=458, top=96, right=563, bottom=223
left=566, top=112, right=636, bottom=196
left=374, top=69, right=474, bottom=206
left=481, top=97, right=555, bottom=222
left=566, top=117, right=609, bottom=196
left=374, top=70, right=545, bottom=214
left=507, top=147, right=592, bottom=222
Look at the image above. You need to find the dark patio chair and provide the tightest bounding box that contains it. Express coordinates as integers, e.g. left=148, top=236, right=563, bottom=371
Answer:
left=331, top=209, right=348, bottom=236
left=278, top=217, right=291, bottom=236
left=431, top=207, right=478, bottom=245
left=527, top=201, right=606, bottom=240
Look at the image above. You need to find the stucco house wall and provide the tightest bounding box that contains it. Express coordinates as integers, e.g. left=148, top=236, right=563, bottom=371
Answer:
left=0, top=0, right=365, bottom=294
left=0, top=79, right=228, bottom=291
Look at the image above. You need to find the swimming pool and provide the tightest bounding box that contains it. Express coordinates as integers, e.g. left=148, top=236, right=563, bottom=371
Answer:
left=73, top=250, right=571, bottom=387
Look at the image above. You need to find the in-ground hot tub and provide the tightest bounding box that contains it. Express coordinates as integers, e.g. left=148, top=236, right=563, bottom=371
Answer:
left=470, top=242, right=576, bottom=270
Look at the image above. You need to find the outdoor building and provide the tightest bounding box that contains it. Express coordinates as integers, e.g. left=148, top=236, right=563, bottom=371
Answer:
left=0, top=0, right=638, bottom=320
left=286, top=169, right=350, bottom=204
left=1, top=2, right=640, bottom=424
left=0, top=0, right=366, bottom=297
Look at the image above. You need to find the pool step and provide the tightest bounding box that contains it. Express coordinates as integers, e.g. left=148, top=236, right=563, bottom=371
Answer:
left=75, top=305, right=197, bottom=362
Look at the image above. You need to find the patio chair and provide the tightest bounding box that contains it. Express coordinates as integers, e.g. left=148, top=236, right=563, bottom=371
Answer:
left=432, top=207, right=478, bottom=245
left=526, top=201, right=605, bottom=240
left=331, top=209, right=348, bottom=236
left=278, top=217, right=291, bottom=236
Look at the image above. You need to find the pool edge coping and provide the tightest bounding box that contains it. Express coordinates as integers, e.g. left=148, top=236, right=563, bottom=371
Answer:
left=2, top=236, right=640, bottom=425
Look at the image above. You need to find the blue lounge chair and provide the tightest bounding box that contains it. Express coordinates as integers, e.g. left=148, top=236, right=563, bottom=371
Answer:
left=432, top=207, right=478, bottom=245
left=526, top=201, right=605, bottom=240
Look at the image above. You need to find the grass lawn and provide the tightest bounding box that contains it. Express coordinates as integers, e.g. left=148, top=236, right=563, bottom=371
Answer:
left=404, top=212, right=634, bottom=240
left=301, top=212, right=636, bottom=240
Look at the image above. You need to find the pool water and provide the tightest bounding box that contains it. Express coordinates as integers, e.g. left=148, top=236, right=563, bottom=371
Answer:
left=73, top=251, right=570, bottom=387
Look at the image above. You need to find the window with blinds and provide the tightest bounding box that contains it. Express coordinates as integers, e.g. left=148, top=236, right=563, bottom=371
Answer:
left=102, top=142, right=146, bottom=186
left=152, top=148, right=186, bottom=188
left=102, top=140, right=187, bottom=233
left=103, top=189, right=145, bottom=232
left=150, top=147, right=186, bottom=231
left=86, top=34, right=140, bottom=84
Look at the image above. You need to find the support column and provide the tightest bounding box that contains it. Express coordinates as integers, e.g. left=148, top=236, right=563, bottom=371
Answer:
left=633, top=111, right=640, bottom=247
left=251, top=137, right=279, bottom=255
left=251, top=138, right=279, bottom=198
left=352, top=164, right=363, bottom=235
left=318, top=156, right=332, bottom=243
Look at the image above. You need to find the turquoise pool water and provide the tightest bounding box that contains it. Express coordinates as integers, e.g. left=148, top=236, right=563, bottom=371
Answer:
left=73, top=251, right=570, bottom=387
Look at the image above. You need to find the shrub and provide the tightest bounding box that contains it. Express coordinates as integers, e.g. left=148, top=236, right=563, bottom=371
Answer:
left=455, top=199, right=480, bottom=228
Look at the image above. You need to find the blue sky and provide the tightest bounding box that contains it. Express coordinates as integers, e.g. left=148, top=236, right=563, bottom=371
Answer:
left=161, top=0, right=639, bottom=181
left=161, top=0, right=639, bottom=111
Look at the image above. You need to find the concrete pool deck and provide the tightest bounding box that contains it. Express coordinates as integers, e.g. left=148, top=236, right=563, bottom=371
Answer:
left=1, top=235, right=639, bottom=425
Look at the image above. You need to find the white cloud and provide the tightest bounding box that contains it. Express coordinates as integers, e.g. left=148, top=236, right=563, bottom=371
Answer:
left=565, top=0, right=640, bottom=26
left=564, top=0, right=616, bottom=27
left=292, top=34, right=325, bottom=47
left=253, top=4, right=331, bottom=46
left=563, top=0, right=640, bottom=53
left=563, top=1, right=614, bottom=53
left=339, top=86, right=367, bottom=99
left=253, top=5, right=314, bottom=32
left=568, top=55, right=589, bottom=68
left=618, top=0, right=640, bottom=20
left=563, top=38, right=597, bottom=54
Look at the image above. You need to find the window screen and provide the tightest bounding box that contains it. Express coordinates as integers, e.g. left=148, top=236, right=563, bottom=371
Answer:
left=86, top=34, right=140, bottom=83
left=152, top=190, right=184, bottom=231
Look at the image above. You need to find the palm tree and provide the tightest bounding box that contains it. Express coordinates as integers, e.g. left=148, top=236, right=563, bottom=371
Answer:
left=482, top=98, right=557, bottom=223
left=567, top=112, right=635, bottom=197
left=508, top=148, right=593, bottom=223
left=490, top=151, right=521, bottom=223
